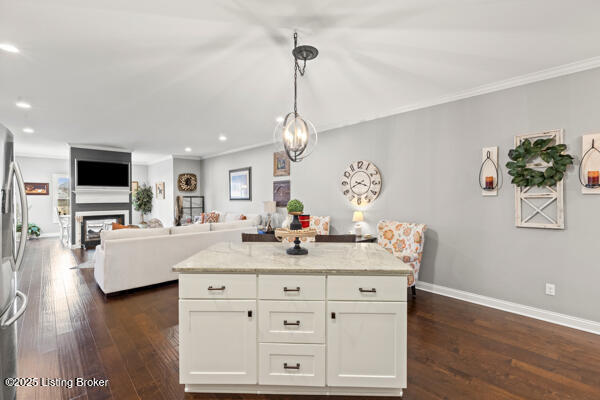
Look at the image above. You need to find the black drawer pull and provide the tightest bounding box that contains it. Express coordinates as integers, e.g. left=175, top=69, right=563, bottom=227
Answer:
left=248, top=310, right=253, bottom=318
left=359, top=287, right=377, bottom=293
left=283, top=286, right=301, bottom=292
left=283, top=320, right=300, bottom=326
left=284, top=363, right=300, bottom=370
left=208, top=285, right=226, bottom=291
left=331, top=312, right=336, bottom=319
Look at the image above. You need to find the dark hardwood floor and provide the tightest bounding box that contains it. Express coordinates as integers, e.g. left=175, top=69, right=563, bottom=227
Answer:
left=14, top=238, right=600, bottom=399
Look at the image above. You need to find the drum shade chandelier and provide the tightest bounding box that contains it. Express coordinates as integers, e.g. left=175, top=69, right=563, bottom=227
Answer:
left=274, top=32, right=319, bottom=162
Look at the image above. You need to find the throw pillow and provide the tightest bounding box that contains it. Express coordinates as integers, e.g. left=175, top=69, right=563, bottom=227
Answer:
left=112, top=222, right=131, bottom=230
left=205, top=212, right=220, bottom=223
left=240, top=214, right=247, bottom=220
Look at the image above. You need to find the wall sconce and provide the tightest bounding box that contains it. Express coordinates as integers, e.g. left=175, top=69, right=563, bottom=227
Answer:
left=580, top=134, right=600, bottom=194
left=479, top=147, right=499, bottom=196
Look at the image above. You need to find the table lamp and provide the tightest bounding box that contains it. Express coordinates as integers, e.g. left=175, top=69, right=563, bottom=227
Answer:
left=264, top=201, right=277, bottom=232
left=352, top=211, right=364, bottom=236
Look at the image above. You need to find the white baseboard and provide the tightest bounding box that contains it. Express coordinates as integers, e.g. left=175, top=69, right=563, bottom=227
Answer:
left=416, top=281, right=600, bottom=336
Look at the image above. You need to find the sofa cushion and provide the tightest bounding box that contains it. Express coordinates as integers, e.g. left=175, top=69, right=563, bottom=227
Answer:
left=170, top=223, right=211, bottom=235
left=224, top=213, right=242, bottom=222
left=100, top=226, right=170, bottom=245
left=210, top=220, right=256, bottom=231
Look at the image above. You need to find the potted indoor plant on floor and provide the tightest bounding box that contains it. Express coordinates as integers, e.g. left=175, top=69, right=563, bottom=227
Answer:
left=133, top=184, right=153, bottom=227
left=17, top=222, right=41, bottom=239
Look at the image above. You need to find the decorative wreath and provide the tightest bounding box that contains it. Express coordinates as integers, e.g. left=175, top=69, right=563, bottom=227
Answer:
left=506, top=138, right=573, bottom=188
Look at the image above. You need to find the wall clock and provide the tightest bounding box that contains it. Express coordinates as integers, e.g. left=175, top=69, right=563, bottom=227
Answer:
left=177, top=173, right=197, bottom=192
left=340, top=160, right=382, bottom=206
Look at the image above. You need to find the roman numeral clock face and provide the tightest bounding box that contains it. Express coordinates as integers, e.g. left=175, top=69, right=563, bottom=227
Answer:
left=340, top=160, right=382, bottom=206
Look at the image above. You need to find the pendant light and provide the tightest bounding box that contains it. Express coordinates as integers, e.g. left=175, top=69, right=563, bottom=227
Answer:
left=274, top=32, right=319, bottom=162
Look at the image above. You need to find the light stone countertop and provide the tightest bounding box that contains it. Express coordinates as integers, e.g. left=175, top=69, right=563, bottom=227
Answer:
left=172, top=242, right=412, bottom=276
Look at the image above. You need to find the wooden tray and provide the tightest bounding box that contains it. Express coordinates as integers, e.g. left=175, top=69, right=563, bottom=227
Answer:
left=274, top=227, right=317, bottom=241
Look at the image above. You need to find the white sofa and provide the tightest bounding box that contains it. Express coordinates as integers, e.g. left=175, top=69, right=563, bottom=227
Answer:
left=93, top=220, right=257, bottom=294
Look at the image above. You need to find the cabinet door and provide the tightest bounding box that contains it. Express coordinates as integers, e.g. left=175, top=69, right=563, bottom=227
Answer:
left=179, top=300, right=257, bottom=384
left=327, top=301, right=406, bottom=388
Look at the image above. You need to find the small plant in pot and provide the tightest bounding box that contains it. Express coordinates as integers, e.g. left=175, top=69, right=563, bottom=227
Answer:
left=286, top=199, right=304, bottom=231
left=17, top=223, right=41, bottom=239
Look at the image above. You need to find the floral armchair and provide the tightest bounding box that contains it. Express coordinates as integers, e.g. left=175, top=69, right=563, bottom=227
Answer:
left=377, top=220, right=427, bottom=291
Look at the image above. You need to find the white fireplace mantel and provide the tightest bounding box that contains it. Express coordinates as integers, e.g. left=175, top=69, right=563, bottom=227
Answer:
left=73, top=187, right=130, bottom=204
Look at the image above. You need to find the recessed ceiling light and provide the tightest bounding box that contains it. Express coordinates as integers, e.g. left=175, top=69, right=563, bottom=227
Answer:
left=218, top=134, right=227, bottom=142
left=0, top=43, right=19, bottom=53
left=15, top=101, right=31, bottom=109
left=184, top=147, right=192, bottom=152
left=276, top=116, right=284, bottom=123
left=22, top=127, right=34, bottom=134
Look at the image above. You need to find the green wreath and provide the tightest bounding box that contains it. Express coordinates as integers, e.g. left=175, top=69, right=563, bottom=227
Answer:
left=506, top=138, right=573, bottom=188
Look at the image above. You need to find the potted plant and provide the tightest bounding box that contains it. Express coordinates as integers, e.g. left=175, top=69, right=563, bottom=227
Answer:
left=133, top=185, right=153, bottom=225
left=17, top=223, right=41, bottom=239
left=286, top=199, right=304, bottom=230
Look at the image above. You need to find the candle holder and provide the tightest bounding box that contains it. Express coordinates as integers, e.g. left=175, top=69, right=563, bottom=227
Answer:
left=579, top=138, right=600, bottom=189
left=479, top=150, right=499, bottom=191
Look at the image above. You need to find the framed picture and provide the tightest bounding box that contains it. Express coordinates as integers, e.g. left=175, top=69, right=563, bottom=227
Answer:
left=273, top=180, right=290, bottom=207
left=132, top=181, right=139, bottom=195
left=273, top=151, right=290, bottom=177
left=229, top=167, right=252, bottom=200
left=156, top=182, right=165, bottom=199
left=25, top=182, right=49, bottom=196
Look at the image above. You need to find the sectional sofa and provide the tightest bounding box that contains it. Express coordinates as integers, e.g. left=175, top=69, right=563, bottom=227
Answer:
left=93, top=217, right=259, bottom=294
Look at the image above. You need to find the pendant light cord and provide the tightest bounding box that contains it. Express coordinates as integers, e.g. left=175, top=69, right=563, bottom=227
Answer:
left=293, top=32, right=307, bottom=117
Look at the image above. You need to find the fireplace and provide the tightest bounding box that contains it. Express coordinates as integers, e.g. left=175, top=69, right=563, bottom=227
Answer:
left=80, top=214, right=124, bottom=249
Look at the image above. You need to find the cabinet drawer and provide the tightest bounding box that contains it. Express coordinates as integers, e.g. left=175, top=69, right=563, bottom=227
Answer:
left=259, top=343, right=325, bottom=386
left=327, top=276, right=407, bottom=302
left=259, top=275, right=325, bottom=300
left=259, top=301, right=325, bottom=343
left=179, top=274, right=256, bottom=299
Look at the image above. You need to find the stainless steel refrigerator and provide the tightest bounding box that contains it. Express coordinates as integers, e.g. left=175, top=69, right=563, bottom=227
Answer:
left=0, top=124, right=28, bottom=400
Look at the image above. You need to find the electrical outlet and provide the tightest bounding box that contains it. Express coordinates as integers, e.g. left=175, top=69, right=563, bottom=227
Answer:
left=545, top=283, right=556, bottom=296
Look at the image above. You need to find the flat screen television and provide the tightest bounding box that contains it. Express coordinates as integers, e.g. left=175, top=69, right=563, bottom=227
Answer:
left=76, top=160, right=129, bottom=188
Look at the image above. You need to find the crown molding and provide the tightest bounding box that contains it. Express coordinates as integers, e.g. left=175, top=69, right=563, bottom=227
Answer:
left=15, top=152, right=68, bottom=160
left=202, top=56, right=600, bottom=160
left=68, top=143, right=131, bottom=153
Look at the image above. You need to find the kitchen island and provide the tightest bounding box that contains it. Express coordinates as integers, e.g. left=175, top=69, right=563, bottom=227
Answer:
left=173, top=241, right=412, bottom=397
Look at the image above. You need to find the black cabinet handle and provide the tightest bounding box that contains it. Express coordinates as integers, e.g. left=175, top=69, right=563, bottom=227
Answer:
left=331, top=312, right=336, bottom=319
left=284, top=363, right=300, bottom=370
left=248, top=310, right=253, bottom=318
left=283, top=286, right=300, bottom=292
left=283, top=320, right=300, bottom=326
left=359, top=287, right=377, bottom=293
left=208, top=285, right=226, bottom=291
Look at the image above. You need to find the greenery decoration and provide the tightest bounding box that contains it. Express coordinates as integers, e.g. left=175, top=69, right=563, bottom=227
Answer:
left=17, top=223, right=41, bottom=238
left=286, top=199, right=304, bottom=214
left=506, top=138, right=573, bottom=188
left=133, top=185, right=153, bottom=223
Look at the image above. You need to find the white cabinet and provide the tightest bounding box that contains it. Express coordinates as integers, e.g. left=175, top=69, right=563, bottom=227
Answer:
left=259, top=300, right=325, bottom=344
left=179, top=299, right=257, bottom=384
left=259, top=343, right=326, bottom=386
left=327, top=301, right=407, bottom=388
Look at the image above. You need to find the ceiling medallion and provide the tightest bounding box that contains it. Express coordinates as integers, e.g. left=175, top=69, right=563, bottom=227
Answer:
left=274, top=32, right=319, bottom=162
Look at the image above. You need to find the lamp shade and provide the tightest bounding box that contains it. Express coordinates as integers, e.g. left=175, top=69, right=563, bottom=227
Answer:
left=264, top=201, right=277, bottom=214
left=352, top=211, right=364, bottom=222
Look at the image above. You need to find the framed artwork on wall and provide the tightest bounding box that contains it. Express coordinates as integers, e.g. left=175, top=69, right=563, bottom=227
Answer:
left=25, top=182, right=49, bottom=195
left=132, top=181, right=139, bottom=195
left=273, top=151, right=290, bottom=177
left=156, top=181, right=165, bottom=199
left=229, top=167, right=252, bottom=200
left=273, top=180, right=290, bottom=207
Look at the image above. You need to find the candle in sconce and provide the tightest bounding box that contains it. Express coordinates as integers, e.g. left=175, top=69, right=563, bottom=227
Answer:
left=485, top=176, right=494, bottom=190
left=588, top=170, right=600, bottom=187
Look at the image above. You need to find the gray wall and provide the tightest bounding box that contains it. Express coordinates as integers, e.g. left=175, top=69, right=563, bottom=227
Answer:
left=201, top=67, right=600, bottom=323
left=147, top=157, right=174, bottom=226
left=131, top=164, right=148, bottom=224
left=70, top=147, right=132, bottom=244
left=16, top=156, right=68, bottom=235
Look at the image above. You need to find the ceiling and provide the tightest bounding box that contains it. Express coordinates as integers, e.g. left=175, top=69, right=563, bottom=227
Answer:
left=2, top=0, right=600, bottom=163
